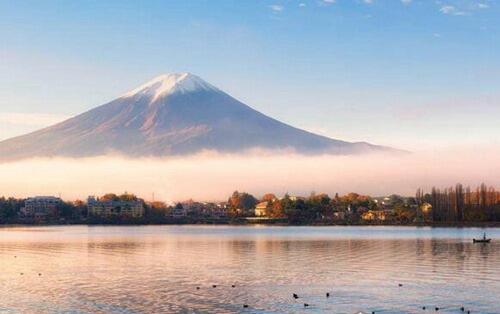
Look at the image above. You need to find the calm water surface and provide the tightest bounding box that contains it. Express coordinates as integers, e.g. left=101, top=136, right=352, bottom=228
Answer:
left=0, top=226, right=499, bottom=314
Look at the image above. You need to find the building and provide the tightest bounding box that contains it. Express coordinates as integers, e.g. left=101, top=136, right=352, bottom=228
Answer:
left=171, top=206, right=188, bottom=218
left=87, top=196, right=144, bottom=218
left=373, top=197, right=393, bottom=209
left=361, top=210, right=393, bottom=221
left=254, top=201, right=268, bottom=217
left=21, top=196, right=62, bottom=219
left=333, top=211, right=346, bottom=221
left=198, top=203, right=229, bottom=218
left=289, top=196, right=306, bottom=202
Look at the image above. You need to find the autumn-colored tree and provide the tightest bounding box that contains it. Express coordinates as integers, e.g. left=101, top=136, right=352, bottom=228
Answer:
left=228, top=191, right=257, bottom=213
left=150, top=201, right=167, bottom=209
left=269, top=200, right=285, bottom=218
left=101, top=193, right=119, bottom=201
left=119, top=193, right=138, bottom=202
left=261, top=193, right=277, bottom=203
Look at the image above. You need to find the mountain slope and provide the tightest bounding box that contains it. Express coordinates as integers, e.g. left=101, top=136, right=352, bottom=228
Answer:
left=0, top=73, right=395, bottom=160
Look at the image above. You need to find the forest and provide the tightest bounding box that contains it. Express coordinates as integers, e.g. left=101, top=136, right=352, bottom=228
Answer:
left=416, top=184, right=500, bottom=222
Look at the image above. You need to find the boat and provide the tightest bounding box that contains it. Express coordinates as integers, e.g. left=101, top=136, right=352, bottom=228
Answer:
left=473, top=233, right=491, bottom=243
left=473, top=238, right=491, bottom=243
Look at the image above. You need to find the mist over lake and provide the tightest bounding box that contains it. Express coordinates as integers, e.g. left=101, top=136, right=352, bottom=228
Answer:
left=0, top=148, right=498, bottom=202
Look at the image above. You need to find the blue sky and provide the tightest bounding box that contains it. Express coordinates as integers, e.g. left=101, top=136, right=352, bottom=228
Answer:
left=0, top=0, right=499, bottom=150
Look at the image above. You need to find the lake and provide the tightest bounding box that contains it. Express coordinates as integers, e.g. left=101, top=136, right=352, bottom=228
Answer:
left=0, top=226, right=499, bottom=313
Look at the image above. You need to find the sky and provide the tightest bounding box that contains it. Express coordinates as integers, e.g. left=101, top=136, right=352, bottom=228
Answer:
left=0, top=0, right=498, bottom=151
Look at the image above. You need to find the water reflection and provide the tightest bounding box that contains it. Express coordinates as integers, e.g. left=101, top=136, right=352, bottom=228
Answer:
left=0, top=226, right=498, bottom=313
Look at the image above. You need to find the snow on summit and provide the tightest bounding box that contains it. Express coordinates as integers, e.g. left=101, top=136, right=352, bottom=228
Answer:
left=0, top=72, right=397, bottom=160
left=123, top=73, right=217, bottom=102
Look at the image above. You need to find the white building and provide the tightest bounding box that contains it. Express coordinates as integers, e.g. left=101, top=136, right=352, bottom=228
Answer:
left=21, top=196, right=62, bottom=219
left=87, top=197, right=144, bottom=218
left=254, top=201, right=269, bottom=217
left=171, top=207, right=188, bottom=218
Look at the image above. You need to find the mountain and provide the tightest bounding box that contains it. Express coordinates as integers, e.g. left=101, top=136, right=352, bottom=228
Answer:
left=0, top=73, right=396, bottom=160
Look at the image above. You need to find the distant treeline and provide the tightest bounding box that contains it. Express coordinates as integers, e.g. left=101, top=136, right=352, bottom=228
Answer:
left=1, top=183, right=499, bottom=225
left=416, top=183, right=500, bottom=222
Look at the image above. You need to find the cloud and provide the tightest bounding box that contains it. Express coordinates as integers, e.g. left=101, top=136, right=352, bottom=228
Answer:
left=299, top=3, right=306, bottom=7
left=363, top=0, right=374, bottom=4
left=322, top=0, right=336, bottom=4
left=269, top=4, right=284, bottom=12
left=0, top=149, right=498, bottom=203
left=437, top=0, right=490, bottom=16
left=440, top=5, right=456, bottom=14
left=0, top=112, right=70, bottom=127
left=401, top=0, right=412, bottom=4
left=439, top=5, right=467, bottom=15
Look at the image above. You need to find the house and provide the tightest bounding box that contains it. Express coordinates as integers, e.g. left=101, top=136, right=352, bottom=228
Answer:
left=333, top=211, right=346, bottom=221
left=87, top=196, right=144, bottom=218
left=171, top=206, right=188, bottom=218
left=361, top=210, right=393, bottom=221
left=254, top=201, right=268, bottom=217
left=373, top=196, right=393, bottom=210
left=418, top=202, right=433, bottom=222
left=21, top=196, right=62, bottom=219
left=202, top=203, right=230, bottom=218
left=289, top=196, right=306, bottom=202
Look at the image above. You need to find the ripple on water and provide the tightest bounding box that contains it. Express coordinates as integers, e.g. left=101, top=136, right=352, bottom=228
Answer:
left=0, top=225, right=499, bottom=313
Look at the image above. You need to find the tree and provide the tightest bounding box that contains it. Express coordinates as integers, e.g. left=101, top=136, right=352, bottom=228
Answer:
left=0, top=197, right=23, bottom=221
left=56, top=201, right=76, bottom=219
left=101, top=194, right=119, bottom=202
left=269, top=200, right=285, bottom=218
left=261, top=193, right=277, bottom=202
left=119, top=193, right=138, bottom=202
left=228, top=191, right=257, bottom=214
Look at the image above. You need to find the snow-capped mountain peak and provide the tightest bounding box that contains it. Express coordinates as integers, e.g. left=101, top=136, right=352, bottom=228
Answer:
left=0, top=73, right=397, bottom=160
left=123, top=72, right=217, bottom=102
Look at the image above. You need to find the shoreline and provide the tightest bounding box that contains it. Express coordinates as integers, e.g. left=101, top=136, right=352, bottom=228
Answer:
left=1, top=220, right=499, bottom=228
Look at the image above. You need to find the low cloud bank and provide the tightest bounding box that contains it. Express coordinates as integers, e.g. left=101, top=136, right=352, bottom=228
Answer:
left=0, top=148, right=498, bottom=203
